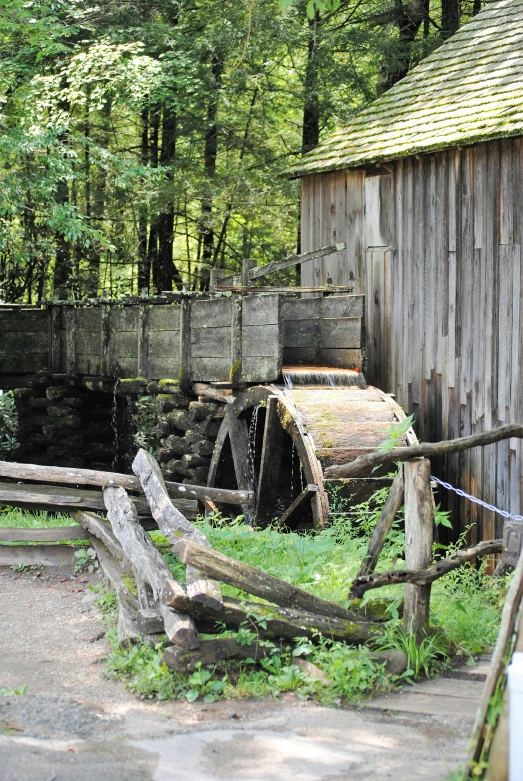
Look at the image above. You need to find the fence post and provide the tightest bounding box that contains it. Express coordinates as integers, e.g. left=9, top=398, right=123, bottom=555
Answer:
left=242, top=258, right=257, bottom=287
left=403, top=458, right=433, bottom=641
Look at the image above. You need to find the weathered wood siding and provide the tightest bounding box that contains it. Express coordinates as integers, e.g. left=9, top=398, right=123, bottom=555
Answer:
left=282, top=294, right=365, bottom=369
left=301, top=137, right=523, bottom=538
left=0, top=295, right=284, bottom=384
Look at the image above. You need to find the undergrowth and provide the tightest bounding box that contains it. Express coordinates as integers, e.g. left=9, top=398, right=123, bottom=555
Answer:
left=99, top=482, right=506, bottom=705
left=0, top=478, right=508, bottom=705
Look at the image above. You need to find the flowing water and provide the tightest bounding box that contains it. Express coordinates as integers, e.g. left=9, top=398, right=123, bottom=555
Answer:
left=282, top=366, right=366, bottom=389
left=248, top=404, right=260, bottom=490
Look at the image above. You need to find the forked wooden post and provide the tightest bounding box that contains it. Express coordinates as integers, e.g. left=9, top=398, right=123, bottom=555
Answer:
left=403, top=459, right=433, bottom=641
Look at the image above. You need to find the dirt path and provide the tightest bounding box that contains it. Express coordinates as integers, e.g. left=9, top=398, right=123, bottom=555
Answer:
left=0, top=568, right=478, bottom=781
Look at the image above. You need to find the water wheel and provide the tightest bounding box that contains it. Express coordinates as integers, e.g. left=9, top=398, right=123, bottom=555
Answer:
left=207, top=371, right=415, bottom=529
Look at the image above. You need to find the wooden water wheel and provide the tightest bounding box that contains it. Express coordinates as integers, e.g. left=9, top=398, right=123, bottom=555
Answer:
left=207, top=381, right=415, bottom=529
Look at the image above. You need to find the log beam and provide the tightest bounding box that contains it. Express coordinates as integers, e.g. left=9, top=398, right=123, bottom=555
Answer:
left=172, top=538, right=365, bottom=623
left=103, top=486, right=199, bottom=650
left=324, top=424, right=523, bottom=479
left=349, top=539, right=503, bottom=597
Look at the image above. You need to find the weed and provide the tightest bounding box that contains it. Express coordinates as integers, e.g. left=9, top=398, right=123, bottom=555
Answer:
left=374, top=624, right=450, bottom=679
left=10, top=564, right=41, bottom=574
left=185, top=665, right=226, bottom=703
left=0, top=686, right=26, bottom=696
left=73, top=547, right=99, bottom=574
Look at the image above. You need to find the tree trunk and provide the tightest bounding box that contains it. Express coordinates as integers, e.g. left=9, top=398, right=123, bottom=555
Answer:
left=441, top=0, right=461, bottom=38
left=200, top=53, right=224, bottom=272
left=156, top=102, right=179, bottom=292
left=148, top=107, right=160, bottom=292
left=301, top=10, right=321, bottom=154
left=138, top=107, right=150, bottom=293
left=379, top=0, right=428, bottom=93
left=53, top=177, right=71, bottom=298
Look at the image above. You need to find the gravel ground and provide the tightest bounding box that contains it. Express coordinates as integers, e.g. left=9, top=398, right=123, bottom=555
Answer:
left=0, top=568, right=473, bottom=781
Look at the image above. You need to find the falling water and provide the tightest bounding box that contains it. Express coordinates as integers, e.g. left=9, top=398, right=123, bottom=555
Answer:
left=300, top=466, right=305, bottom=491
left=290, top=442, right=296, bottom=493
left=282, top=366, right=366, bottom=389
left=248, top=404, right=260, bottom=490
left=110, top=379, right=119, bottom=470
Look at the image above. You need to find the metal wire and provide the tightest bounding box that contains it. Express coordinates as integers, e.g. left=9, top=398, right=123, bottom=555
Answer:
left=431, top=474, right=523, bottom=522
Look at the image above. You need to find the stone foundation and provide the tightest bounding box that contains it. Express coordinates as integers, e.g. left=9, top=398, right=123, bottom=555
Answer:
left=11, top=372, right=222, bottom=486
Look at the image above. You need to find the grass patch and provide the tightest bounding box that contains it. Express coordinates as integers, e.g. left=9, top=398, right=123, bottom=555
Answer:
left=0, top=506, right=86, bottom=546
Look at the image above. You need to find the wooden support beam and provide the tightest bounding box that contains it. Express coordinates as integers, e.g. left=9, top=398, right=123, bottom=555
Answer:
left=353, top=467, right=405, bottom=582
left=403, top=459, right=433, bottom=640
left=225, top=406, right=255, bottom=523
left=248, top=243, right=346, bottom=280
left=255, top=395, right=283, bottom=520
left=349, top=539, right=503, bottom=597
left=324, top=423, right=523, bottom=479
left=103, top=486, right=199, bottom=649
left=172, top=538, right=366, bottom=623
left=242, top=258, right=257, bottom=287
left=280, top=484, right=318, bottom=530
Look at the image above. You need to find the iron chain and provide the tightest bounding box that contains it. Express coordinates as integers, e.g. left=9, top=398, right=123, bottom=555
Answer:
left=430, top=474, right=523, bottom=522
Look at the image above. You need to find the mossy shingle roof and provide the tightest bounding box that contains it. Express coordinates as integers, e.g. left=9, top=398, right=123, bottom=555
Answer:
left=288, top=0, right=523, bottom=177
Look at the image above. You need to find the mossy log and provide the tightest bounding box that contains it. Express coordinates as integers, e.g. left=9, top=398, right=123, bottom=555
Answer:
left=173, top=539, right=366, bottom=623
left=162, top=588, right=380, bottom=644
left=164, top=638, right=283, bottom=672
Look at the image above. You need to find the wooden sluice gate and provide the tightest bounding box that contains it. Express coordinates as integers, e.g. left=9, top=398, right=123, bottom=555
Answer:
left=0, top=289, right=415, bottom=527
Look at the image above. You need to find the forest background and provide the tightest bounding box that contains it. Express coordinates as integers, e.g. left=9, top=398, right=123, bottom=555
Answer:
left=0, top=0, right=481, bottom=303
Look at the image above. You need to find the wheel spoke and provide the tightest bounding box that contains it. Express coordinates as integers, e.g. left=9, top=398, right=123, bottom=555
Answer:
left=280, top=485, right=318, bottom=530
left=255, top=395, right=283, bottom=520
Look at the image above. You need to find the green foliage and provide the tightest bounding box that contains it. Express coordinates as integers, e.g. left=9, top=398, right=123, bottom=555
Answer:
left=377, top=415, right=415, bottom=452
left=374, top=624, right=450, bottom=679
left=73, top=546, right=98, bottom=573
left=0, top=391, right=18, bottom=459
left=0, top=685, right=26, bottom=696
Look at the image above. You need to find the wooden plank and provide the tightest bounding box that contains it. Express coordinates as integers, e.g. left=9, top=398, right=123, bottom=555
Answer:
left=319, top=317, right=363, bottom=349
left=255, top=396, right=283, bottom=520
left=281, top=297, right=321, bottom=321
left=0, top=544, right=79, bottom=567
left=242, top=324, right=279, bottom=356
left=403, top=459, right=433, bottom=640
left=191, top=298, right=231, bottom=328
left=225, top=406, right=254, bottom=523
left=0, top=526, right=87, bottom=542
left=249, top=243, right=346, bottom=280
left=138, top=304, right=150, bottom=378
left=50, top=306, right=62, bottom=372
left=179, top=297, right=191, bottom=375
left=242, top=293, right=280, bottom=326
left=191, top=327, right=231, bottom=358
left=280, top=484, right=317, bottom=530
